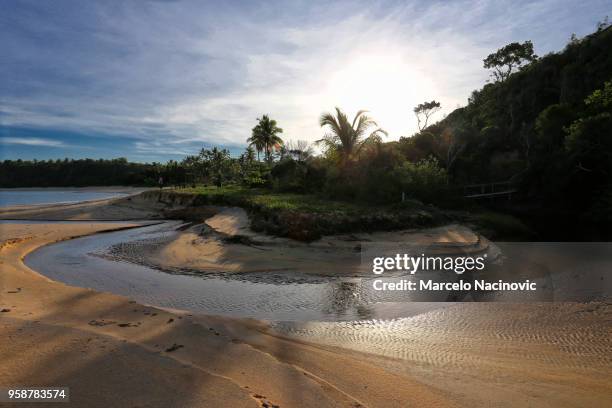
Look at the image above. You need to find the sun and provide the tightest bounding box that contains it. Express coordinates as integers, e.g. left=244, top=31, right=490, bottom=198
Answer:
left=325, top=54, right=437, bottom=138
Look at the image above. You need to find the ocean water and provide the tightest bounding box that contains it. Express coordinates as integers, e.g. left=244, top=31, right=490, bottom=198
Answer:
left=0, top=189, right=128, bottom=207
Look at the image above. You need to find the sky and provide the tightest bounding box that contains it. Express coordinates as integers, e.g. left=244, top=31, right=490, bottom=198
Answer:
left=1, top=0, right=609, bottom=162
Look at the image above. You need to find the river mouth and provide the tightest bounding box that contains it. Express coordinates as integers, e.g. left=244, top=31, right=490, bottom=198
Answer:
left=23, top=220, right=611, bottom=323
left=18, top=220, right=612, bottom=371
left=23, top=221, right=450, bottom=322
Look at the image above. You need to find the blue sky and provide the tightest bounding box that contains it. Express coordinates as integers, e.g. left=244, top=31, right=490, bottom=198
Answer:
left=1, top=0, right=609, bottom=162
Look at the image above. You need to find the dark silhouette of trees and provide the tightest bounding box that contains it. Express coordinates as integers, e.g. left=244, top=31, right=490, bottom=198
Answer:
left=317, top=108, right=387, bottom=166
left=413, top=100, right=441, bottom=131
left=0, top=158, right=157, bottom=187
left=483, top=41, right=537, bottom=82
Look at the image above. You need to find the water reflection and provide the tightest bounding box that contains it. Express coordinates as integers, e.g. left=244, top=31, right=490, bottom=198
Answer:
left=323, top=281, right=376, bottom=319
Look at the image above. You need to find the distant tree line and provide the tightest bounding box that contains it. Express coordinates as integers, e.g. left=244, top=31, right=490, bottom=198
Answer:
left=0, top=158, right=165, bottom=187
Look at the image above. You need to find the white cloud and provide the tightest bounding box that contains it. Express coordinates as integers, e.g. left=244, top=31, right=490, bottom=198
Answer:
left=0, top=137, right=66, bottom=147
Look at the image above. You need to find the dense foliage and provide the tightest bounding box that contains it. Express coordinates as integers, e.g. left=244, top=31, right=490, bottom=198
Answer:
left=410, top=25, right=612, bottom=237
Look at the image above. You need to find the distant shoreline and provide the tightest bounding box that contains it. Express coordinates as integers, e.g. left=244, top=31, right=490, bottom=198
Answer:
left=0, top=186, right=147, bottom=192
left=0, top=187, right=151, bottom=212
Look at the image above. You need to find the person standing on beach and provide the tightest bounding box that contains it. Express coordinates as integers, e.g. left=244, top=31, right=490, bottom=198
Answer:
left=157, top=176, right=164, bottom=202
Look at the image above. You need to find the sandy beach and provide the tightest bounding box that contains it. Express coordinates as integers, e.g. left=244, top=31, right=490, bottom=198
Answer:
left=1, top=196, right=611, bottom=407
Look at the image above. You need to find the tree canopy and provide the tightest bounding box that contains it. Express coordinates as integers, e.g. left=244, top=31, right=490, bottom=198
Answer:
left=248, top=115, right=284, bottom=163
left=413, top=100, right=441, bottom=131
left=483, top=40, right=537, bottom=82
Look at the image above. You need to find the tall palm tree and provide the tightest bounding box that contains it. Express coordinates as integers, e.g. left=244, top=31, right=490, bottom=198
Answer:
left=249, top=115, right=284, bottom=164
left=317, top=107, right=387, bottom=165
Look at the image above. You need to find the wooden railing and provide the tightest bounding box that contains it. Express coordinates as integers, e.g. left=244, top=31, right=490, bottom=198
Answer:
left=463, top=181, right=518, bottom=199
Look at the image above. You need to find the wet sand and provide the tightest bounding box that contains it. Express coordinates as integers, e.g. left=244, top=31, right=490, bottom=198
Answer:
left=1, top=197, right=611, bottom=407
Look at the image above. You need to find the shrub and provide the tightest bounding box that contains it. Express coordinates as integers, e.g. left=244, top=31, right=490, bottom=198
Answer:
left=270, top=158, right=326, bottom=193
left=390, top=157, right=450, bottom=204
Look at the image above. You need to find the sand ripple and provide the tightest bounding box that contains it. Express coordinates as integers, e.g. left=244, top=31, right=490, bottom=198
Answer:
left=273, top=302, right=612, bottom=372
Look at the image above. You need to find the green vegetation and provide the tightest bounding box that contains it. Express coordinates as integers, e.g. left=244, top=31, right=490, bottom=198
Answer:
left=179, top=185, right=366, bottom=214
left=403, top=24, right=612, bottom=239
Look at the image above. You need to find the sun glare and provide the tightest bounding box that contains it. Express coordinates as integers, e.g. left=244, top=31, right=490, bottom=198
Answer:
left=325, top=54, right=437, bottom=138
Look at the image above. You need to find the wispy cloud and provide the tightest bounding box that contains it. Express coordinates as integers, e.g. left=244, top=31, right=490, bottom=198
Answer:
left=1, top=0, right=609, bottom=160
left=0, top=137, right=66, bottom=147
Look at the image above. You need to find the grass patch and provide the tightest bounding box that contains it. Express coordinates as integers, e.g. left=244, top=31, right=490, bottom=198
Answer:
left=177, top=185, right=371, bottom=215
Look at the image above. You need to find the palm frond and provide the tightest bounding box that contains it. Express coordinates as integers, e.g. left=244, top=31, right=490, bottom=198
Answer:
left=351, top=110, right=369, bottom=129
left=319, top=107, right=386, bottom=164
left=316, top=135, right=341, bottom=154
left=370, top=128, right=388, bottom=138
left=319, top=112, right=342, bottom=136
left=354, top=114, right=378, bottom=137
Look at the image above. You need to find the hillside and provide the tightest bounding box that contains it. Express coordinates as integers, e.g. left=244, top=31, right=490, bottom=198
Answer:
left=415, top=25, right=612, bottom=238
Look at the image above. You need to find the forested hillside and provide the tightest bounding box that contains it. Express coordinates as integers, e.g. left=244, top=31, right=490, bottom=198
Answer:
left=411, top=25, right=612, bottom=237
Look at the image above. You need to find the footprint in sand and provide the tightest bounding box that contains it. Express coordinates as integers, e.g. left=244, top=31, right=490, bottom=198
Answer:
left=117, top=322, right=141, bottom=328
left=251, top=393, right=280, bottom=408
left=165, top=343, right=184, bottom=352
left=88, top=319, right=116, bottom=326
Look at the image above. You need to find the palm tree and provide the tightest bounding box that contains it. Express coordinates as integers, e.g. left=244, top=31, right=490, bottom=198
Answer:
left=243, top=146, right=256, bottom=163
left=246, top=132, right=264, bottom=161
left=248, top=115, right=284, bottom=164
left=317, top=107, right=387, bottom=165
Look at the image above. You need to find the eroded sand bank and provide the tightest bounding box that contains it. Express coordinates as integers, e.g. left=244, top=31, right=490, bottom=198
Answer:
left=1, top=196, right=611, bottom=407
left=116, top=206, right=489, bottom=277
